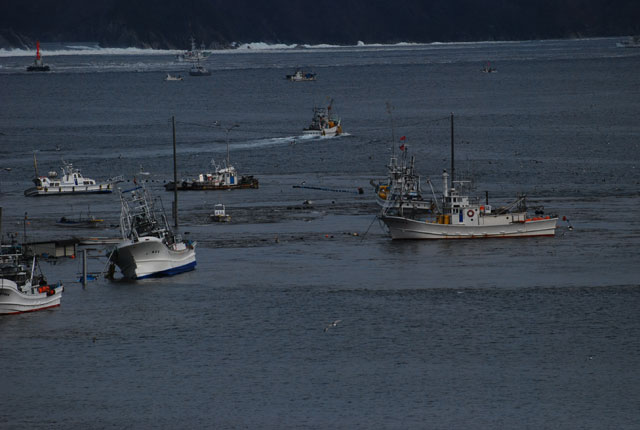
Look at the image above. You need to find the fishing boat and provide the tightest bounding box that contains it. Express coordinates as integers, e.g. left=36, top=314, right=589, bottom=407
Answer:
left=164, top=73, right=183, bottom=81
left=0, top=247, right=63, bottom=315
left=380, top=114, right=558, bottom=239
left=210, top=204, right=231, bottom=222
left=176, top=36, right=210, bottom=62
left=165, top=162, right=258, bottom=191
left=286, top=68, right=316, bottom=81
left=109, top=184, right=196, bottom=279
left=26, top=41, right=50, bottom=72
left=303, top=100, right=343, bottom=136
left=371, top=145, right=434, bottom=213
left=189, top=62, right=211, bottom=76
left=24, top=157, right=123, bottom=196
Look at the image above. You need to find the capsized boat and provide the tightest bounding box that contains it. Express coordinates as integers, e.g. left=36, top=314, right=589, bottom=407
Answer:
left=303, top=100, right=343, bottom=137
left=380, top=114, right=558, bottom=239
left=210, top=204, right=231, bottom=222
left=24, top=157, right=123, bottom=197
left=26, top=41, right=50, bottom=72
left=0, top=247, right=63, bottom=315
left=110, top=184, right=196, bottom=280
left=286, top=68, right=316, bottom=81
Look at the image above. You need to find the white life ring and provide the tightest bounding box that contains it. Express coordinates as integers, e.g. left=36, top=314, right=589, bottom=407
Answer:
left=467, top=209, right=475, bottom=218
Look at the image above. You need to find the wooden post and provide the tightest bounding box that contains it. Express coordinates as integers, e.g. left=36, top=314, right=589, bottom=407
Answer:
left=172, top=116, right=178, bottom=228
left=82, top=249, right=87, bottom=287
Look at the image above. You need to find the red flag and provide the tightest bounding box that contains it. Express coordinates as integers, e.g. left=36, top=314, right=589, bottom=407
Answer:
left=399, top=136, right=406, bottom=141
left=399, top=143, right=405, bottom=151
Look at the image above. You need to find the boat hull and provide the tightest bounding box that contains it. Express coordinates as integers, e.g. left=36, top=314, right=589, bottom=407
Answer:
left=114, top=236, right=197, bottom=280
left=164, top=178, right=259, bottom=191
left=381, top=215, right=557, bottom=240
left=302, top=125, right=341, bottom=137
left=0, top=280, right=63, bottom=315
left=24, top=183, right=115, bottom=196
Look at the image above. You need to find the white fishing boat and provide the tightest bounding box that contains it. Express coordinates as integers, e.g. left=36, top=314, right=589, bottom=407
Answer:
left=110, top=184, right=196, bottom=279
left=24, top=157, right=123, bottom=197
left=303, top=100, right=343, bottom=136
left=380, top=114, right=558, bottom=240
left=286, top=68, right=316, bottom=81
left=164, top=73, right=183, bottom=81
left=0, top=248, right=63, bottom=315
left=371, top=147, right=434, bottom=213
left=210, top=204, right=231, bottom=222
left=176, top=36, right=210, bottom=62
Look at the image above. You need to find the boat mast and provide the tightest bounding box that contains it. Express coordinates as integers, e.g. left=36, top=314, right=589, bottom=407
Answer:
left=386, top=102, right=396, bottom=159
left=450, top=112, right=455, bottom=184
left=32, top=152, right=39, bottom=178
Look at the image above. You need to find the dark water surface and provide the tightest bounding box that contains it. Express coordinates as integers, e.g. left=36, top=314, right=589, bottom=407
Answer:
left=1, top=38, right=639, bottom=428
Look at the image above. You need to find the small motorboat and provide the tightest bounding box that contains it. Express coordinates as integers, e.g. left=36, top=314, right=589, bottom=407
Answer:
left=210, top=204, right=231, bottom=222
left=164, top=73, right=184, bottom=81
left=56, top=213, right=104, bottom=228
left=0, top=248, right=63, bottom=315
left=286, top=68, right=316, bottom=81
left=189, top=63, right=211, bottom=76
left=26, top=41, right=50, bottom=72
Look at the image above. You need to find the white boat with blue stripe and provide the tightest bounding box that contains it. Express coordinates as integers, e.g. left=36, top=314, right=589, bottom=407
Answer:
left=111, top=184, right=196, bottom=280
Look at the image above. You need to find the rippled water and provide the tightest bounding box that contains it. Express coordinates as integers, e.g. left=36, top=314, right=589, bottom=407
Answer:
left=1, top=38, right=639, bottom=428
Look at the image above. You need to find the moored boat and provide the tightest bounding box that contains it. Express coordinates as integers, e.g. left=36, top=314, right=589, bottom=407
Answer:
left=380, top=114, right=557, bottom=240
left=110, top=184, right=196, bottom=279
left=24, top=157, right=123, bottom=197
left=371, top=143, right=433, bottom=213
left=164, top=73, right=184, bottom=81
left=303, top=100, right=343, bottom=137
left=0, top=248, right=63, bottom=315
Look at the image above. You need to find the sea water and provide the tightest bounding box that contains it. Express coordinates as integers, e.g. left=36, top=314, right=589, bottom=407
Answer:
left=1, top=38, right=639, bottom=428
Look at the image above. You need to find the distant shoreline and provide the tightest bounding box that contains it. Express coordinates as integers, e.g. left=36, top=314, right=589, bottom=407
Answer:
left=0, top=36, right=629, bottom=58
